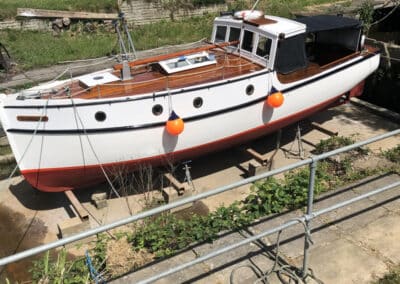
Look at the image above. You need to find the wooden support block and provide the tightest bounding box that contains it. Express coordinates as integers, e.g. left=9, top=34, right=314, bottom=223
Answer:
left=57, top=217, right=93, bottom=247
left=311, top=122, right=338, bottom=136
left=64, top=190, right=89, bottom=221
left=247, top=160, right=270, bottom=177
left=91, top=192, right=108, bottom=209
left=164, top=173, right=188, bottom=193
left=246, top=148, right=269, bottom=165
left=162, top=187, right=192, bottom=213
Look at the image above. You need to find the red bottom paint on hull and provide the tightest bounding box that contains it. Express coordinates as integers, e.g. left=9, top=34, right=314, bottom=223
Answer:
left=21, top=93, right=350, bottom=192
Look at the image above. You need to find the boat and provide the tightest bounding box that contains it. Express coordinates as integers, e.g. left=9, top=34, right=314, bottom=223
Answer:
left=0, top=11, right=380, bottom=192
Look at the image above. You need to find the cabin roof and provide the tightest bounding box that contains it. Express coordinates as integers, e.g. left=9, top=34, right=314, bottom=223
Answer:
left=215, top=14, right=306, bottom=38
left=295, top=15, right=362, bottom=33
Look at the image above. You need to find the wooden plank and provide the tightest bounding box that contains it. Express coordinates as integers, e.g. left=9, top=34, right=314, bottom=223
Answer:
left=246, top=148, right=269, bottom=165
left=311, top=122, right=338, bottom=136
left=301, top=138, right=317, bottom=147
left=64, top=190, right=89, bottom=221
left=164, top=173, right=186, bottom=193
left=17, top=8, right=118, bottom=20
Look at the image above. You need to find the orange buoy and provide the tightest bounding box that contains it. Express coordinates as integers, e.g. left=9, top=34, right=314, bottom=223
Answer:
left=267, top=91, right=284, bottom=108
left=166, top=111, right=184, bottom=136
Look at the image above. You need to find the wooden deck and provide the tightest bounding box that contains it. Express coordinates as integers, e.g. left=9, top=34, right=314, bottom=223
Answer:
left=55, top=49, right=263, bottom=100
left=47, top=44, right=378, bottom=99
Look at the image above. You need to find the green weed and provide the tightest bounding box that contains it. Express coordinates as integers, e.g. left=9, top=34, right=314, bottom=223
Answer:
left=30, top=249, right=90, bottom=284
left=374, top=265, right=400, bottom=284
left=0, top=15, right=214, bottom=70
left=383, top=144, right=400, bottom=163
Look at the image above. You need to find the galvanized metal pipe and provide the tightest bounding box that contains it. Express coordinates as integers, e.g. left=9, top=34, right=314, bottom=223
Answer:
left=302, top=158, right=317, bottom=277
left=140, top=180, right=400, bottom=284
left=0, top=159, right=310, bottom=267
left=0, top=129, right=399, bottom=268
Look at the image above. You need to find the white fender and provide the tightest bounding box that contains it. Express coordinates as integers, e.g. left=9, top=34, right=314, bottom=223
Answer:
left=234, top=10, right=264, bottom=21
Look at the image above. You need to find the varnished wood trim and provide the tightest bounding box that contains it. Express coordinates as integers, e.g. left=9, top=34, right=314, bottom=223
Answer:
left=244, top=17, right=277, bottom=27
left=113, top=41, right=239, bottom=70
left=4, top=69, right=270, bottom=109
left=17, top=115, right=48, bottom=122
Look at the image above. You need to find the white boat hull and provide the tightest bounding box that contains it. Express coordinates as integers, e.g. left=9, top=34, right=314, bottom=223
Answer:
left=0, top=52, right=380, bottom=191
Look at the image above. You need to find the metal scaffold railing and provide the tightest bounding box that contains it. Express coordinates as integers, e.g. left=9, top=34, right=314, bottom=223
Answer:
left=0, top=128, right=399, bottom=283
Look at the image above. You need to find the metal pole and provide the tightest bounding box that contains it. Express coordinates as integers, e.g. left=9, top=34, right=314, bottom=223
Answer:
left=0, top=158, right=311, bottom=267
left=138, top=219, right=301, bottom=284
left=140, top=180, right=400, bottom=284
left=302, top=158, right=317, bottom=278
left=0, top=129, right=399, bottom=267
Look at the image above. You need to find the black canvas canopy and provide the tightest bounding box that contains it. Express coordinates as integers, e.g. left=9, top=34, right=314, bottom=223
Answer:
left=295, top=15, right=362, bottom=33
left=275, top=15, right=363, bottom=74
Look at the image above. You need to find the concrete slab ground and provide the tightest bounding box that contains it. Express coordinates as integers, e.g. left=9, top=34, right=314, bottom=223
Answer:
left=114, top=174, right=400, bottom=284
left=0, top=100, right=399, bottom=283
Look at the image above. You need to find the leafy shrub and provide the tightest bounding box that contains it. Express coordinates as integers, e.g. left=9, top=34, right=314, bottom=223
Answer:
left=30, top=250, right=90, bottom=283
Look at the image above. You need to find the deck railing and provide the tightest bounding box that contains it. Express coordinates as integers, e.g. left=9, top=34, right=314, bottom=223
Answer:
left=0, top=128, right=399, bottom=283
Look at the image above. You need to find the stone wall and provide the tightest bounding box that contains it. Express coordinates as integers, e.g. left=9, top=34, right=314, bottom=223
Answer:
left=120, top=0, right=227, bottom=25
left=0, top=1, right=227, bottom=31
left=0, top=19, right=51, bottom=31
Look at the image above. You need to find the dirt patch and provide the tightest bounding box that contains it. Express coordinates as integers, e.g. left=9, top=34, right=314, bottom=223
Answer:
left=353, top=154, right=397, bottom=171
left=106, top=236, right=154, bottom=277
left=0, top=204, right=47, bottom=282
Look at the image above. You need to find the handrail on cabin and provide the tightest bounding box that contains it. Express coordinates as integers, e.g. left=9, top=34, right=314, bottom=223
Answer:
left=113, top=41, right=239, bottom=71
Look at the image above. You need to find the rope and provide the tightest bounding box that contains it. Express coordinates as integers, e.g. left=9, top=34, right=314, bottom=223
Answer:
left=85, top=250, right=107, bottom=284
left=71, top=98, right=121, bottom=199
left=8, top=98, right=50, bottom=180
left=58, top=56, right=114, bottom=64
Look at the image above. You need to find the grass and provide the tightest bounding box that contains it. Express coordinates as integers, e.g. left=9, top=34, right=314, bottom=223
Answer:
left=0, top=145, right=16, bottom=179
left=0, top=0, right=348, bottom=70
left=1, top=30, right=117, bottom=70
left=0, top=0, right=117, bottom=20
left=374, top=265, right=400, bottom=284
left=0, top=15, right=214, bottom=70
left=0, top=145, right=12, bottom=156
left=255, top=0, right=343, bottom=18
left=383, top=144, right=400, bottom=163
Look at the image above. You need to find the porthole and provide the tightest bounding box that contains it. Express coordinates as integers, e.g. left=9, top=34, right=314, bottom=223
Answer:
left=193, top=97, right=203, bottom=108
left=95, top=111, right=106, bottom=122
left=152, top=104, right=163, bottom=116
left=246, top=84, right=254, bottom=96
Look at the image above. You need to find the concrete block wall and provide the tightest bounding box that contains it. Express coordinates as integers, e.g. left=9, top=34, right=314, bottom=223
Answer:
left=117, top=0, right=226, bottom=25
left=0, top=1, right=227, bottom=31
left=0, top=19, right=51, bottom=31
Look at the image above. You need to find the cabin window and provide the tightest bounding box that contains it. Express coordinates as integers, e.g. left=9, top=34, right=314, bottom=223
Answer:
left=229, top=27, right=241, bottom=46
left=242, top=30, right=254, bottom=52
left=256, top=35, right=272, bottom=59
left=275, top=34, right=307, bottom=74
left=215, top=26, right=227, bottom=42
